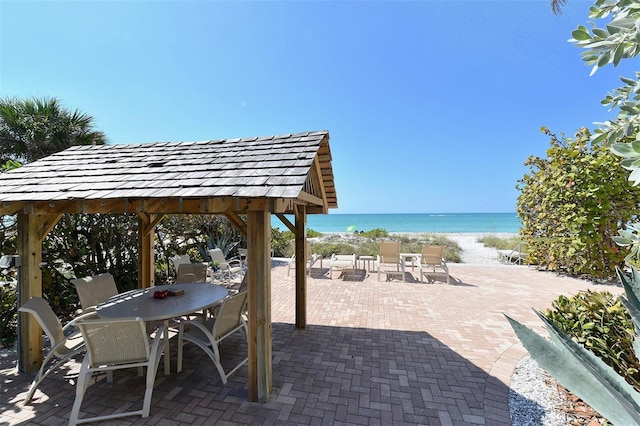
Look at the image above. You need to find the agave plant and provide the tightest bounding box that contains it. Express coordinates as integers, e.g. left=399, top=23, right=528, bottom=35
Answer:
left=506, top=267, right=640, bottom=425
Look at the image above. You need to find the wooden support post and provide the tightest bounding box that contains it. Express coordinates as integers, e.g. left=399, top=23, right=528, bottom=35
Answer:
left=137, top=213, right=157, bottom=288
left=294, top=205, right=307, bottom=329
left=247, top=210, right=272, bottom=402
left=17, top=214, right=44, bottom=373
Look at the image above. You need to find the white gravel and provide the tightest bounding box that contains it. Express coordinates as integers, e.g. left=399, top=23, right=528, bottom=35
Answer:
left=509, top=355, right=569, bottom=425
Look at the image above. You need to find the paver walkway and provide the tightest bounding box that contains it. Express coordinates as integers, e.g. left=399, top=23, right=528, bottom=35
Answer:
left=1, top=261, right=620, bottom=425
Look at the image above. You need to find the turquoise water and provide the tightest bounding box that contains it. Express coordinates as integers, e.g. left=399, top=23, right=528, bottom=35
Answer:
left=273, top=213, right=521, bottom=234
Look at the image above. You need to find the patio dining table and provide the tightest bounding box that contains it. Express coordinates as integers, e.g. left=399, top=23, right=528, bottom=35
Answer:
left=96, top=282, right=228, bottom=374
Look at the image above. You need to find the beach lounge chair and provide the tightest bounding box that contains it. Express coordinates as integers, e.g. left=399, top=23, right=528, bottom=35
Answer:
left=498, top=241, right=527, bottom=265
left=418, top=245, right=450, bottom=284
left=329, top=253, right=356, bottom=279
left=287, top=242, right=323, bottom=276
left=377, top=240, right=404, bottom=281
left=71, top=273, right=119, bottom=315
left=18, top=297, right=92, bottom=404
left=69, top=317, right=166, bottom=424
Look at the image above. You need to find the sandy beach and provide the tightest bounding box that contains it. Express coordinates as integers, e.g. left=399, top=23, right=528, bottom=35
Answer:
left=437, top=232, right=518, bottom=265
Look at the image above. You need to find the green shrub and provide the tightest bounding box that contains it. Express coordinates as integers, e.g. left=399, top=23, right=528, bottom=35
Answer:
left=307, top=228, right=323, bottom=238
left=271, top=227, right=295, bottom=257
left=401, top=234, right=463, bottom=263
left=312, top=242, right=357, bottom=258
left=478, top=235, right=522, bottom=251
left=544, top=290, right=640, bottom=391
left=0, top=280, right=17, bottom=345
left=516, top=128, right=640, bottom=279
left=360, top=228, right=389, bottom=238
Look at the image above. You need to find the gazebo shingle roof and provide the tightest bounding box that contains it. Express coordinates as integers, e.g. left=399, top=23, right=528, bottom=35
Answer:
left=0, top=130, right=337, bottom=215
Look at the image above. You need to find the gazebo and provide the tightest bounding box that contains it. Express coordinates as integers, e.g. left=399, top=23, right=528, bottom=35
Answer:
left=0, top=129, right=337, bottom=402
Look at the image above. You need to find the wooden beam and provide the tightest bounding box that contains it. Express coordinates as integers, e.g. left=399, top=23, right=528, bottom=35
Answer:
left=0, top=201, right=24, bottom=215
left=312, top=154, right=329, bottom=212
left=140, top=213, right=165, bottom=236
left=0, top=196, right=305, bottom=216
left=246, top=209, right=272, bottom=402
left=275, top=213, right=295, bottom=233
left=294, top=205, right=307, bottom=329
left=17, top=214, right=44, bottom=373
left=297, top=191, right=324, bottom=209
left=137, top=213, right=156, bottom=288
left=224, top=211, right=247, bottom=236
left=38, top=214, right=63, bottom=239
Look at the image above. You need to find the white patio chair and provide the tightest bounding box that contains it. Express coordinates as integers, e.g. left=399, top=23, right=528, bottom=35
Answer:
left=177, top=291, right=248, bottom=384
left=18, top=297, right=91, bottom=404
left=175, top=262, right=208, bottom=283
left=70, top=273, right=119, bottom=315
left=170, top=254, right=192, bottom=275
left=418, top=245, right=450, bottom=284
left=376, top=240, right=405, bottom=281
left=237, top=248, right=248, bottom=267
left=329, top=253, right=356, bottom=279
left=69, top=317, right=166, bottom=425
left=208, top=248, right=244, bottom=283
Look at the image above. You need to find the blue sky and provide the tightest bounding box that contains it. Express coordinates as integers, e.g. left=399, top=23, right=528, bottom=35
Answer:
left=1, top=0, right=637, bottom=214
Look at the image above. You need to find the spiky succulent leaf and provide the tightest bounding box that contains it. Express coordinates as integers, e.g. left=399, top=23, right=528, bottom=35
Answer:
left=618, top=267, right=640, bottom=314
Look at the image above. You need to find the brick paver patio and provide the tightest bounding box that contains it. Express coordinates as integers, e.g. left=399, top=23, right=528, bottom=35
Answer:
left=1, top=261, right=619, bottom=425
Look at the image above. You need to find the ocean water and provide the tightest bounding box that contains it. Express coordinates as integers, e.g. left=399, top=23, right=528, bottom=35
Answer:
left=273, top=213, right=521, bottom=234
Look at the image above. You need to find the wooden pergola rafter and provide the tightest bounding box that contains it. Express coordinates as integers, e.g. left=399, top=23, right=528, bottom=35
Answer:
left=0, top=130, right=337, bottom=402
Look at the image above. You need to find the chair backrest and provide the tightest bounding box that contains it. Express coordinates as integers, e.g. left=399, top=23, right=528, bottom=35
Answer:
left=421, top=245, right=445, bottom=265
left=71, top=273, right=119, bottom=312
left=238, top=273, right=249, bottom=293
left=379, top=241, right=401, bottom=263
left=18, top=297, right=65, bottom=355
left=170, top=255, right=192, bottom=273
left=213, top=291, right=248, bottom=339
left=76, top=317, right=150, bottom=367
left=176, top=263, right=207, bottom=283
left=208, top=248, right=230, bottom=268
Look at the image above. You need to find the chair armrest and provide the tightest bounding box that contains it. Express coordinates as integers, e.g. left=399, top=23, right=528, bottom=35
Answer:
left=228, top=258, right=243, bottom=268
left=150, top=324, right=167, bottom=351
left=179, top=319, right=211, bottom=335
left=66, top=311, right=101, bottom=332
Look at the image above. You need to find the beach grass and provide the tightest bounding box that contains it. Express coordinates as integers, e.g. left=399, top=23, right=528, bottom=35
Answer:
left=477, top=234, right=522, bottom=250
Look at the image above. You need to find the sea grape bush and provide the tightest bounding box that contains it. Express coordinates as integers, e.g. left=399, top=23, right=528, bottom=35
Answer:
left=516, top=127, right=640, bottom=279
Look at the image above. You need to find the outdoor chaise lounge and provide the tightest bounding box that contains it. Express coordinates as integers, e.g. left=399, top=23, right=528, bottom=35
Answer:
left=329, top=254, right=356, bottom=279
left=287, top=242, right=323, bottom=276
